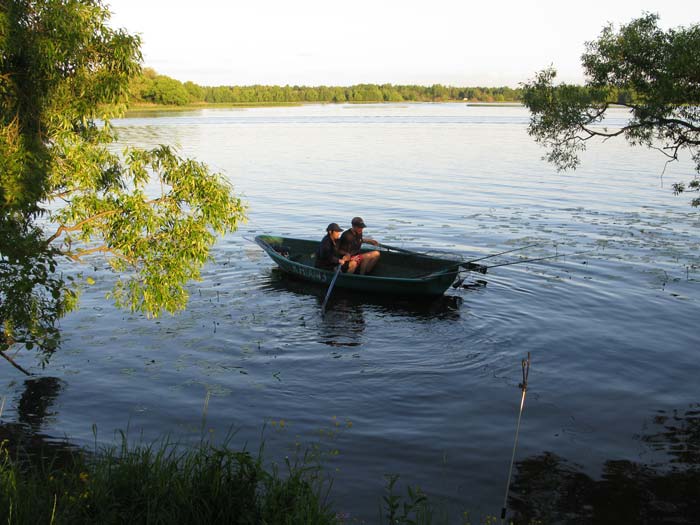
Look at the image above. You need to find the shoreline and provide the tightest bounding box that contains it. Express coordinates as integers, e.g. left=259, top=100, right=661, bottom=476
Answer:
left=124, top=100, right=524, bottom=115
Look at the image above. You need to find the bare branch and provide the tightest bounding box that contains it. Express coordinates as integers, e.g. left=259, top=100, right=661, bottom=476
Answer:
left=580, top=123, right=646, bottom=139
left=583, top=103, right=610, bottom=122
left=651, top=142, right=683, bottom=161
left=64, top=245, right=137, bottom=265
left=657, top=118, right=700, bottom=133
left=46, top=209, right=119, bottom=244
left=65, top=245, right=110, bottom=260
left=0, top=350, right=32, bottom=376
left=46, top=197, right=172, bottom=245
left=46, top=189, right=77, bottom=201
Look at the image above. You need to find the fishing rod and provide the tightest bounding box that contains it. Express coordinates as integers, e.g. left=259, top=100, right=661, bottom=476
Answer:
left=379, top=241, right=544, bottom=263
left=465, top=243, right=541, bottom=264
left=482, top=249, right=596, bottom=270
left=423, top=246, right=555, bottom=280
left=455, top=243, right=541, bottom=277
left=378, top=242, right=544, bottom=274
left=501, top=352, right=531, bottom=524
left=450, top=248, right=593, bottom=287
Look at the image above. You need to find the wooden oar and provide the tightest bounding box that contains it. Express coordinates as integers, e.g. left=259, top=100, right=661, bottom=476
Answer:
left=373, top=242, right=421, bottom=255
left=321, top=265, right=342, bottom=315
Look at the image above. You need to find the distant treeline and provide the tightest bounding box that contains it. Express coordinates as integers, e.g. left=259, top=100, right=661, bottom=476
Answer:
left=129, top=68, right=523, bottom=105
left=130, top=69, right=640, bottom=107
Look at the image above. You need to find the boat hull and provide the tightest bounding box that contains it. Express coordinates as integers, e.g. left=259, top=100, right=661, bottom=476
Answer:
left=255, top=235, right=461, bottom=297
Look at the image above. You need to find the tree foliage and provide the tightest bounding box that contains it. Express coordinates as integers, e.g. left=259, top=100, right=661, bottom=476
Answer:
left=128, top=75, right=523, bottom=105
left=0, top=0, right=245, bottom=368
left=144, top=75, right=191, bottom=105
left=522, top=14, right=700, bottom=205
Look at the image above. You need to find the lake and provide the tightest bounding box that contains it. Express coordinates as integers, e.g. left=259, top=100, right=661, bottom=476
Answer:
left=2, top=103, right=699, bottom=522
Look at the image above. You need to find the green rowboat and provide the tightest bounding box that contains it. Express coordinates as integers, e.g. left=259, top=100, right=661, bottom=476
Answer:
left=255, top=235, right=484, bottom=297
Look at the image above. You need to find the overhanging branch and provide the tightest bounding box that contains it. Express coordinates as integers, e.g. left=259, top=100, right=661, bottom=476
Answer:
left=46, top=209, right=119, bottom=244
left=580, top=122, right=646, bottom=139
left=0, top=349, right=32, bottom=375
left=46, top=197, right=172, bottom=245
left=63, top=245, right=137, bottom=265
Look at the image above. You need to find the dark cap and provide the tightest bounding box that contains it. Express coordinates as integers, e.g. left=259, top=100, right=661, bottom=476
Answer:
left=326, top=222, right=343, bottom=232
left=351, top=217, right=367, bottom=228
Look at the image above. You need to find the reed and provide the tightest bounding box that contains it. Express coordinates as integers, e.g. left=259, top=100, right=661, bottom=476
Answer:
left=0, top=423, right=507, bottom=524
left=0, top=434, right=336, bottom=525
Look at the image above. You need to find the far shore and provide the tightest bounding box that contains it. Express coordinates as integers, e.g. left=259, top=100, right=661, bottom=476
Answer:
left=124, top=100, right=524, bottom=116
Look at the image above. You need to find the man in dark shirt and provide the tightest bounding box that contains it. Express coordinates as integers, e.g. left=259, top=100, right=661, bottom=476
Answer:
left=315, top=223, right=350, bottom=270
left=338, top=217, right=380, bottom=275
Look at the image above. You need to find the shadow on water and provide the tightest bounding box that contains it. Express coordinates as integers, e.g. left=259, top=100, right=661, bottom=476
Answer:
left=1, top=377, right=78, bottom=466
left=1, top=377, right=699, bottom=523
left=261, top=268, right=465, bottom=321
left=509, top=404, right=700, bottom=525
left=17, top=376, right=62, bottom=431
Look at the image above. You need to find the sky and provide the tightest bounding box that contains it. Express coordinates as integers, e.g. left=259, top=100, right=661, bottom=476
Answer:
left=107, top=0, right=699, bottom=87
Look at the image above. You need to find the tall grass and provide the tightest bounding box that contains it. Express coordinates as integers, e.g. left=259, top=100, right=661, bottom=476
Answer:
left=0, top=433, right=336, bottom=525
left=0, top=412, right=503, bottom=525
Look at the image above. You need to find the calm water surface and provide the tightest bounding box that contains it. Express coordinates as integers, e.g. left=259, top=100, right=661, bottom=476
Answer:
left=2, top=104, right=699, bottom=522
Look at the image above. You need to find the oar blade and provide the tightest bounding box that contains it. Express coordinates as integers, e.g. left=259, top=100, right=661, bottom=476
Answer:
left=321, top=265, right=342, bottom=315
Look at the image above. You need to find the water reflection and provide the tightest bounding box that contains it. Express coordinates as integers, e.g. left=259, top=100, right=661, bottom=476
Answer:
left=84, top=103, right=700, bottom=521
left=0, top=377, right=76, bottom=464
left=262, top=268, right=464, bottom=321
left=509, top=404, right=700, bottom=525
left=319, top=298, right=366, bottom=349
left=17, top=376, right=62, bottom=431
left=641, top=405, right=700, bottom=466
left=2, top=375, right=699, bottom=523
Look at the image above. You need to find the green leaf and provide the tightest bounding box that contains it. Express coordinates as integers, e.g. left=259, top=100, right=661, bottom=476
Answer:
left=522, top=14, right=700, bottom=203
left=0, top=0, right=241, bottom=368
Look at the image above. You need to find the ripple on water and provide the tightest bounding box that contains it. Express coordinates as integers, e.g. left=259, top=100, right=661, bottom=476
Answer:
left=3, top=104, right=699, bottom=522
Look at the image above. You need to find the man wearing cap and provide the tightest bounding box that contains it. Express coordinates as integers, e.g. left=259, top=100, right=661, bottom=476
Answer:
left=315, top=223, right=351, bottom=271
left=338, top=217, right=381, bottom=275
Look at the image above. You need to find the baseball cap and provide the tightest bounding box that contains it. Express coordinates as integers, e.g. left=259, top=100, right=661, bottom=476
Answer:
left=351, top=217, right=367, bottom=228
left=326, top=222, right=343, bottom=232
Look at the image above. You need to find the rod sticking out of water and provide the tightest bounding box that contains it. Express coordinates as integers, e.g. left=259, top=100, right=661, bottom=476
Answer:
left=200, top=390, right=212, bottom=439
left=501, top=352, right=531, bottom=524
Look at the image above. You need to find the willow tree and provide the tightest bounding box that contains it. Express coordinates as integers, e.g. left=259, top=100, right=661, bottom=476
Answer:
left=522, top=14, right=700, bottom=205
left=0, top=0, right=246, bottom=372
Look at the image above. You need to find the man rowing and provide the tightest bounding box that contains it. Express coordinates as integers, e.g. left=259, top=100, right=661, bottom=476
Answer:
left=315, top=223, right=351, bottom=270
left=338, top=217, right=381, bottom=275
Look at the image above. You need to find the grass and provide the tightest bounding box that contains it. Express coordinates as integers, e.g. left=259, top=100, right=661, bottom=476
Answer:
left=0, top=433, right=336, bottom=525
left=0, top=400, right=509, bottom=525
left=0, top=430, right=512, bottom=524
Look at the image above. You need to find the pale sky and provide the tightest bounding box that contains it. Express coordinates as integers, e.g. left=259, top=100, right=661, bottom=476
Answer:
left=107, top=0, right=698, bottom=87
